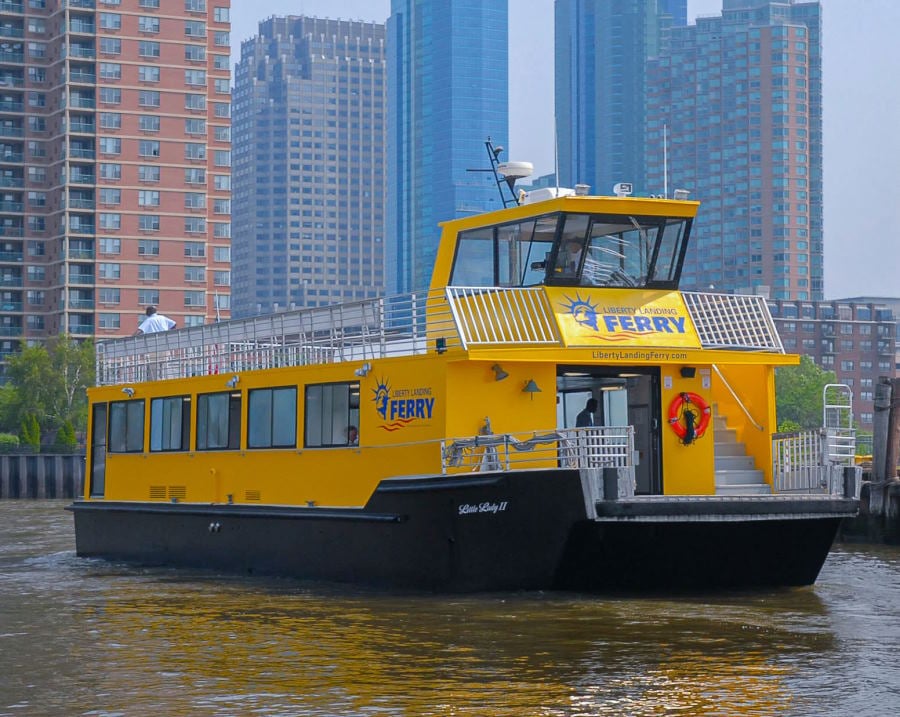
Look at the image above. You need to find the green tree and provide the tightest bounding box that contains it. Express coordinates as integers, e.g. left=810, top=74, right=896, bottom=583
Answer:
left=20, top=413, right=40, bottom=452
left=54, top=419, right=77, bottom=452
left=775, top=355, right=837, bottom=430
left=3, top=337, right=95, bottom=442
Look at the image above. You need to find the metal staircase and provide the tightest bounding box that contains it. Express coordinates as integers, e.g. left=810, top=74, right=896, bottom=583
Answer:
left=713, top=409, right=771, bottom=495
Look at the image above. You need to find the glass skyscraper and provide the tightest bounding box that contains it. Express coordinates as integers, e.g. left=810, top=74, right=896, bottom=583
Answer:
left=386, top=0, right=509, bottom=294
left=232, top=17, right=386, bottom=316
left=554, top=0, right=686, bottom=196
left=646, top=0, right=823, bottom=301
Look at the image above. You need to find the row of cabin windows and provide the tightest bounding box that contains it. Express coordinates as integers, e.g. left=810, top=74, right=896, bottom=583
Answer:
left=104, top=382, right=360, bottom=453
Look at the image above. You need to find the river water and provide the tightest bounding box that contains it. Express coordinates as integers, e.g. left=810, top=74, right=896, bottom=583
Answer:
left=1, top=501, right=898, bottom=717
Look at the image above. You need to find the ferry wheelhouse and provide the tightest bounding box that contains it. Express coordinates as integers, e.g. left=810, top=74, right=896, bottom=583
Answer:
left=70, top=189, right=859, bottom=591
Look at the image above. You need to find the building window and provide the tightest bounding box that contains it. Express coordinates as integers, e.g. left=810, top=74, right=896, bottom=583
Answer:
left=109, top=400, right=145, bottom=453
left=139, top=214, right=160, bottom=232
left=150, top=396, right=191, bottom=452
left=185, top=143, right=206, bottom=160
left=138, top=190, right=160, bottom=206
left=138, top=239, right=159, bottom=256
left=184, top=241, right=205, bottom=258
left=99, top=88, right=121, bottom=105
left=185, top=93, right=206, bottom=111
left=99, top=238, right=121, bottom=255
left=185, top=118, right=206, bottom=135
left=184, top=217, right=206, bottom=234
left=185, top=267, right=205, bottom=283
left=138, top=165, right=160, bottom=182
left=98, top=263, right=120, bottom=279
left=100, top=163, right=121, bottom=180
left=99, top=13, right=122, bottom=30
left=185, top=21, right=206, bottom=38
left=139, top=90, right=160, bottom=107
left=139, top=116, right=160, bottom=133
left=139, top=66, right=160, bottom=83
left=99, top=287, right=120, bottom=304
left=185, top=168, right=205, bottom=184
left=138, top=40, right=160, bottom=57
left=99, top=213, right=121, bottom=230
left=196, top=392, right=240, bottom=450
left=138, top=16, right=160, bottom=33
left=99, top=62, right=121, bottom=80
left=185, top=192, right=206, bottom=209
left=138, top=264, right=159, bottom=281
left=99, top=112, right=121, bottom=129
left=248, top=387, right=296, bottom=449
left=99, top=137, right=121, bottom=155
left=98, top=313, right=121, bottom=329
left=184, top=290, right=205, bottom=307
left=138, top=289, right=159, bottom=305
left=100, top=37, right=121, bottom=55
left=304, top=382, right=360, bottom=447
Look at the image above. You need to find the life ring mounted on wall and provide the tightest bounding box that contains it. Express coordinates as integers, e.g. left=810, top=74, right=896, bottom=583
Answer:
left=668, top=392, right=711, bottom=445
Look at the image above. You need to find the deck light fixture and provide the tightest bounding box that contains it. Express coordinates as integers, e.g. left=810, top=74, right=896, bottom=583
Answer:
left=522, top=379, right=541, bottom=398
left=679, top=367, right=696, bottom=378
left=354, top=362, right=371, bottom=377
left=225, top=375, right=240, bottom=388
left=121, top=386, right=135, bottom=398
left=435, top=337, right=447, bottom=354
left=491, top=364, right=509, bottom=381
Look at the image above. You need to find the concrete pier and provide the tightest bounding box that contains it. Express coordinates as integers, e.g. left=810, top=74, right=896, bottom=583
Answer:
left=0, top=454, right=85, bottom=499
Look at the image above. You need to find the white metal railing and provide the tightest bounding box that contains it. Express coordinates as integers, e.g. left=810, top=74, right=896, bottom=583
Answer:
left=441, top=426, right=634, bottom=473
left=96, top=290, right=459, bottom=385
left=96, top=287, right=793, bottom=386
left=772, top=428, right=856, bottom=495
left=683, top=291, right=784, bottom=352
left=445, top=286, right=561, bottom=348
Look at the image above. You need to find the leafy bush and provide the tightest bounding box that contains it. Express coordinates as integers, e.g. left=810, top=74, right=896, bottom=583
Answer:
left=20, top=413, right=40, bottom=452
left=0, top=432, right=19, bottom=453
left=54, top=420, right=77, bottom=452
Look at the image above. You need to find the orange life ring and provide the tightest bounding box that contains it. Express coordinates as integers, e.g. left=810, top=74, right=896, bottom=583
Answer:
left=668, top=392, right=711, bottom=444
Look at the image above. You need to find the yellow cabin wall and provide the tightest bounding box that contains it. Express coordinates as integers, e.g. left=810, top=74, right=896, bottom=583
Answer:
left=710, top=364, right=777, bottom=485
left=658, top=366, right=716, bottom=495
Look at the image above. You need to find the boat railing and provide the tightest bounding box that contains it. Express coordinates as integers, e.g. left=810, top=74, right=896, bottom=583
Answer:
left=772, top=428, right=858, bottom=496
left=440, top=426, right=634, bottom=474
left=95, top=287, right=787, bottom=386
left=682, top=291, right=783, bottom=352
left=96, top=290, right=460, bottom=385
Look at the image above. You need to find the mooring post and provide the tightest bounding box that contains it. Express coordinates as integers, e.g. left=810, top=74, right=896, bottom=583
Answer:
left=873, top=378, right=892, bottom=484
left=886, top=377, right=900, bottom=484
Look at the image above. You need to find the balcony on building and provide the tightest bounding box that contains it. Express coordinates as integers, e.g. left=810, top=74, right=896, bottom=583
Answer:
left=68, top=289, right=94, bottom=310
left=0, top=245, right=22, bottom=263
left=0, top=223, right=22, bottom=238
left=0, top=144, right=22, bottom=163
left=69, top=168, right=95, bottom=184
left=66, top=0, right=96, bottom=9
left=0, top=295, right=22, bottom=312
left=68, top=42, right=95, bottom=60
left=0, top=122, right=22, bottom=138
left=69, top=117, right=94, bottom=134
left=0, top=96, right=23, bottom=114
left=67, top=189, right=94, bottom=210
left=67, top=320, right=93, bottom=336
left=69, top=19, right=95, bottom=35
left=67, top=268, right=94, bottom=285
left=0, top=319, right=21, bottom=337
left=68, top=239, right=94, bottom=260
left=0, top=268, right=21, bottom=288
left=69, top=67, right=96, bottom=85
left=69, top=91, right=95, bottom=110
left=0, top=72, right=23, bottom=87
left=68, top=140, right=95, bottom=161
left=0, top=195, right=22, bottom=212
left=0, top=22, right=24, bottom=40
left=0, top=170, right=22, bottom=188
left=0, top=44, right=23, bottom=64
left=68, top=217, right=94, bottom=235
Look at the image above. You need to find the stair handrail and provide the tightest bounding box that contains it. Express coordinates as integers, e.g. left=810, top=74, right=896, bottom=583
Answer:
left=711, top=364, right=765, bottom=432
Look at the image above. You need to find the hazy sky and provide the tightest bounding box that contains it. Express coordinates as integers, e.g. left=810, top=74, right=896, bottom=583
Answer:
left=231, top=1, right=900, bottom=300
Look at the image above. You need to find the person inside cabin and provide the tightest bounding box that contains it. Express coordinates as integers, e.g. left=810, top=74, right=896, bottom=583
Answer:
left=135, top=305, right=175, bottom=335
left=576, top=398, right=598, bottom=428
left=557, top=240, right=583, bottom=276
left=346, top=425, right=359, bottom=446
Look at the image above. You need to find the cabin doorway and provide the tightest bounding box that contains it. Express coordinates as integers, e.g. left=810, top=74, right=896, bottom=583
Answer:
left=557, top=367, right=661, bottom=495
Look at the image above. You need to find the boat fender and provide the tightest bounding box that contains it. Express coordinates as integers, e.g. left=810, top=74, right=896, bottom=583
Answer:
left=667, top=392, right=711, bottom=445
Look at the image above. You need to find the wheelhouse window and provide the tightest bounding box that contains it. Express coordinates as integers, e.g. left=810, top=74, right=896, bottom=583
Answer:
left=197, top=391, right=241, bottom=450
left=248, top=386, right=297, bottom=449
left=305, top=382, right=359, bottom=447
left=150, top=396, right=191, bottom=452
left=449, top=212, right=691, bottom=290
left=108, top=399, right=145, bottom=453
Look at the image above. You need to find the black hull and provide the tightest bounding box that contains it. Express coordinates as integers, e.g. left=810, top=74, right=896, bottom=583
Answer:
left=69, top=470, right=855, bottom=593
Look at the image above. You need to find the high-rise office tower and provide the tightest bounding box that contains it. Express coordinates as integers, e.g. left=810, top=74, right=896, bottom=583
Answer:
left=646, top=0, right=823, bottom=301
left=386, top=0, right=509, bottom=294
left=0, top=0, right=232, bottom=371
left=554, top=0, right=686, bottom=196
left=231, top=16, right=386, bottom=316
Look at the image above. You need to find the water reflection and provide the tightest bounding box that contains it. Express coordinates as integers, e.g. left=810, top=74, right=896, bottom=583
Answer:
left=1, top=502, right=899, bottom=717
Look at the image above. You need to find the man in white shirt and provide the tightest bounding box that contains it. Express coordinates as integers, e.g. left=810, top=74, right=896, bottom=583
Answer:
left=135, top=306, right=175, bottom=335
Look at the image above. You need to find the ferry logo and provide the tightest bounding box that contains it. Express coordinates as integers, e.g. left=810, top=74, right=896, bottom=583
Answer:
left=372, top=377, right=436, bottom=432
left=373, top=378, right=391, bottom=420
left=562, top=293, right=600, bottom=331
left=561, top=293, right=687, bottom=342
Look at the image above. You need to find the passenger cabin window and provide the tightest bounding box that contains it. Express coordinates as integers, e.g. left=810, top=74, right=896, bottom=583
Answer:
left=108, top=399, right=145, bottom=453
left=449, top=212, right=690, bottom=290
left=196, top=391, right=241, bottom=450
left=150, top=396, right=191, bottom=452
left=305, top=382, right=360, bottom=447
left=248, top=386, right=297, bottom=449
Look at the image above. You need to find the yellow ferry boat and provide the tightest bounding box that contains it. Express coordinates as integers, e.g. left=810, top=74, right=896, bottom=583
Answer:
left=69, top=184, right=860, bottom=591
